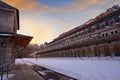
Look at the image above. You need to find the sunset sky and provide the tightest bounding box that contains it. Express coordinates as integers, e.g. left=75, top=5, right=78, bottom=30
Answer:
left=3, top=0, right=120, bottom=44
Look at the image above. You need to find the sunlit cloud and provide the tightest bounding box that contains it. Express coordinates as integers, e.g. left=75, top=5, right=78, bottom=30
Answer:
left=4, top=0, right=119, bottom=14
left=4, top=0, right=59, bottom=13
left=4, top=0, right=110, bottom=13
left=4, top=0, right=38, bottom=10
left=18, top=18, right=55, bottom=44
left=64, top=0, right=109, bottom=12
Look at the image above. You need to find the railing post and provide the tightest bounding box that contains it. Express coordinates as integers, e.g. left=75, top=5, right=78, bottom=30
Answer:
left=6, top=64, right=9, bottom=78
left=1, top=67, right=3, bottom=80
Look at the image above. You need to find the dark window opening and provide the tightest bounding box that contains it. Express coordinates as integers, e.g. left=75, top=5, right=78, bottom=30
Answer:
left=105, top=20, right=109, bottom=26
left=96, top=24, right=100, bottom=30
left=102, top=34, right=104, bottom=37
left=114, top=16, right=120, bottom=23
left=91, top=27, right=96, bottom=32
left=105, top=33, right=108, bottom=36
left=111, top=32, right=114, bottom=35
left=88, top=28, right=91, bottom=33
left=115, top=30, right=118, bottom=34
left=101, top=24, right=105, bottom=29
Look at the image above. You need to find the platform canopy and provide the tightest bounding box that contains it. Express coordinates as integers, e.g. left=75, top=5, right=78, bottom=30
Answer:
left=0, top=32, right=33, bottom=48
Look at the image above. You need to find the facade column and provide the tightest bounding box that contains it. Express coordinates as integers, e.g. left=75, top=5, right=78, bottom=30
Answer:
left=63, top=50, right=65, bottom=57
left=58, top=51, right=61, bottom=57
left=60, top=51, right=62, bottom=57
left=66, top=50, right=69, bottom=57
left=109, top=44, right=115, bottom=57
left=62, top=51, right=64, bottom=57
left=95, top=46, right=100, bottom=57
left=76, top=48, right=79, bottom=57
left=110, top=41, right=120, bottom=57
left=64, top=50, right=66, bottom=57
left=72, top=49, right=75, bottom=57
left=69, top=49, right=72, bottom=57
left=90, top=45, right=95, bottom=57
left=55, top=51, right=57, bottom=57
left=74, top=48, right=77, bottom=57
left=98, top=44, right=105, bottom=57
left=68, top=49, right=70, bottom=57
left=79, top=48, right=83, bottom=58
left=81, top=47, right=86, bottom=57
left=77, top=48, right=81, bottom=57
left=84, top=47, right=88, bottom=57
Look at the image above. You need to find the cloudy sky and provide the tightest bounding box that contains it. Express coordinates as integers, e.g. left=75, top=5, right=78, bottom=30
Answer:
left=4, top=0, right=120, bottom=44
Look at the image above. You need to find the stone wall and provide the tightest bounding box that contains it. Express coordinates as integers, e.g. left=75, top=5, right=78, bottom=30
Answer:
left=0, top=9, right=15, bottom=32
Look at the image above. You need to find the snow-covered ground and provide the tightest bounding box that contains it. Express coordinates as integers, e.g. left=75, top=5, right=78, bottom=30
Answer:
left=2, top=74, right=14, bottom=80
left=16, top=58, right=120, bottom=80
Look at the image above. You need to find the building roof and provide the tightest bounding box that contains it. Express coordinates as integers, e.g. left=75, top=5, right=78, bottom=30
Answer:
left=52, top=5, right=120, bottom=42
left=0, top=32, right=33, bottom=48
left=0, top=0, right=19, bottom=30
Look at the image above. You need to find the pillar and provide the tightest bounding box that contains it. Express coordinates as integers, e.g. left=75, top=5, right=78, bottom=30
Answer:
left=98, top=44, right=105, bottom=57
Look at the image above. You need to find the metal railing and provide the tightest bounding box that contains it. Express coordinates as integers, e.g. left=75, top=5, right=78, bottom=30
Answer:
left=0, top=63, right=9, bottom=80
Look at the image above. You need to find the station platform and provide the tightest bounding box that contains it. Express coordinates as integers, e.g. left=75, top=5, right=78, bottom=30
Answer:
left=9, top=64, right=45, bottom=80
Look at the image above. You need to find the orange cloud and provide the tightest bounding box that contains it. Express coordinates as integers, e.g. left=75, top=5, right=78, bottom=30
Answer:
left=63, top=0, right=109, bottom=12
left=4, top=0, right=59, bottom=13
left=4, top=0, right=39, bottom=10
left=4, top=0, right=109, bottom=13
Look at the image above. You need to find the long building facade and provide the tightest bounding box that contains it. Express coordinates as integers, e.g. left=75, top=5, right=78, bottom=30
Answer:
left=38, top=5, right=120, bottom=58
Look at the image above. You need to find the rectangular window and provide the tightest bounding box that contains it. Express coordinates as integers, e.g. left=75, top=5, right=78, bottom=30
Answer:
left=114, top=16, right=120, bottom=23
left=105, top=20, right=109, bottom=26
left=96, top=24, right=100, bottom=30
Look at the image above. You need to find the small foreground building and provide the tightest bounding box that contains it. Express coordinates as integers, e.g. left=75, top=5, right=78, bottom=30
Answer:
left=0, top=1, right=32, bottom=68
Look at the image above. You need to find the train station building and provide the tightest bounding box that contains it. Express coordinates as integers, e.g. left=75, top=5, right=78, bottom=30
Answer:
left=0, top=1, right=32, bottom=67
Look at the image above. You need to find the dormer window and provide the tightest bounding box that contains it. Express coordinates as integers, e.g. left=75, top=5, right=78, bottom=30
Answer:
left=85, top=29, right=88, bottom=34
left=109, top=19, right=114, bottom=26
left=96, top=24, right=100, bottom=30
left=105, top=20, right=109, bottom=27
left=114, top=16, right=120, bottom=23
left=91, top=26, right=96, bottom=32
left=100, top=22, right=105, bottom=29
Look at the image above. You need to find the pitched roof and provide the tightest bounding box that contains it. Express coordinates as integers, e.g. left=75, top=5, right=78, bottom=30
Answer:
left=0, top=32, right=33, bottom=48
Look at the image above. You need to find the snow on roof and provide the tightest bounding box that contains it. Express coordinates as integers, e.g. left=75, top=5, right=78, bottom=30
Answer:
left=0, top=33, right=12, bottom=36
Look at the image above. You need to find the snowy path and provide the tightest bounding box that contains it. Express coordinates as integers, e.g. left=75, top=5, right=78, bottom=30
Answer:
left=16, top=58, right=120, bottom=80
